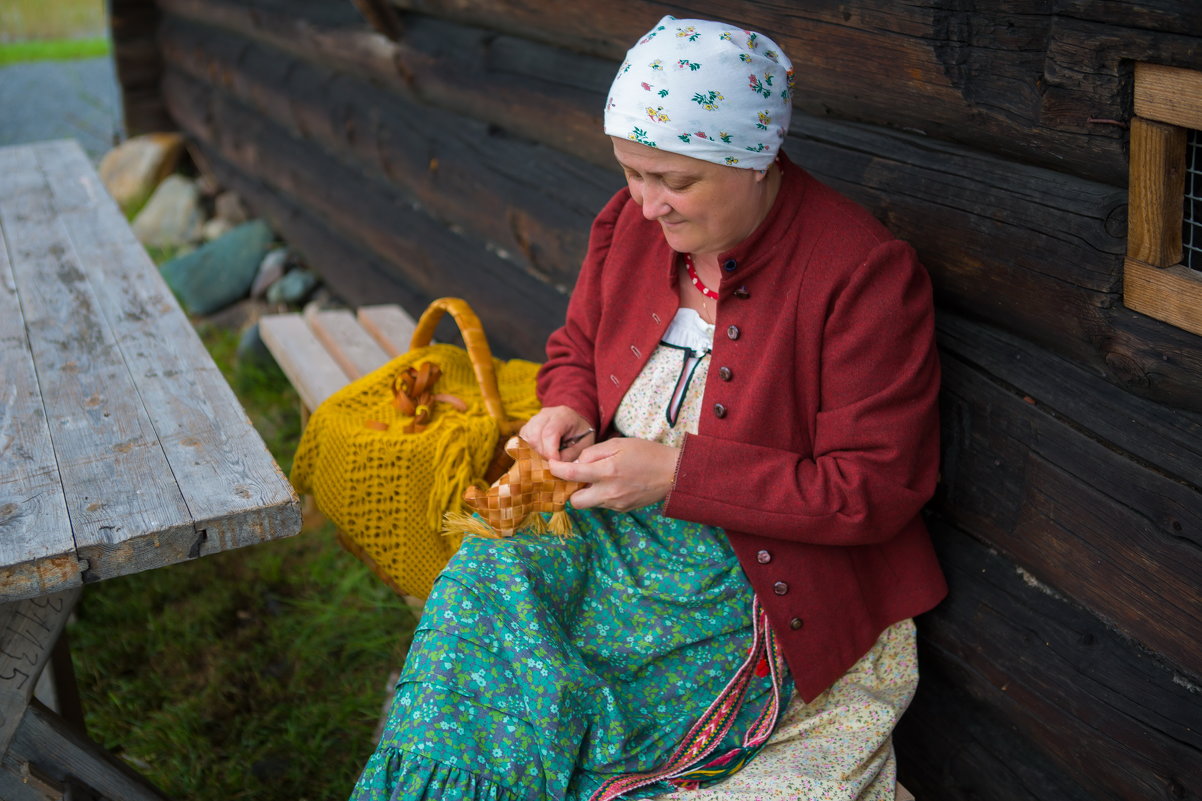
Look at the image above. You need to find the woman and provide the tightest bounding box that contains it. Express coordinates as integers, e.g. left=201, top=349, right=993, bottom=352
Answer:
left=352, top=16, right=945, bottom=801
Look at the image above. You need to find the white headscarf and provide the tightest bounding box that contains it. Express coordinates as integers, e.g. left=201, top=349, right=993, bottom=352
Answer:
left=603, top=16, right=794, bottom=170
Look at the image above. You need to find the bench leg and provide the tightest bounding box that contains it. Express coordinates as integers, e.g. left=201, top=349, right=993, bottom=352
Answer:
left=3, top=700, right=170, bottom=801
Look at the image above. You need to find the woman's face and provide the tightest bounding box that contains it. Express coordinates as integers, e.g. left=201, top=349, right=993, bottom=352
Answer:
left=611, top=136, right=775, bottom=258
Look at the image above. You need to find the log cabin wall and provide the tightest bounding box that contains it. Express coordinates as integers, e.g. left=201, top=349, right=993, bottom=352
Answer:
left=132, top=0, right=1202, bottom=798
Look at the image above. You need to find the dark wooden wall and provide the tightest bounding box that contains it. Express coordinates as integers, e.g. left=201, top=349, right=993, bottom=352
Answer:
left=133, top=0, right=1202, bottom=798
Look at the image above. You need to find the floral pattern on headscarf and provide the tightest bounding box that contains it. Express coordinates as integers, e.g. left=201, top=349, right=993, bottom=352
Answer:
left=604, top=16, right=795, bottom=170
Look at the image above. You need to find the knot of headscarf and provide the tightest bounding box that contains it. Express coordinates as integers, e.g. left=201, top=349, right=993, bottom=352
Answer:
left=603, top=16, right=794, bottom=170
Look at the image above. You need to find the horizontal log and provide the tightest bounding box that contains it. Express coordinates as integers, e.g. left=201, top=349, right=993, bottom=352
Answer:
left=154, top=4, right=1202, bottom=409
left=788, top=113, right=1202, bottom=410
left=158, top=17, right=618, bottom=288
left=157, top=0, right=619, bottom=169
left=897, top=645, right=1097, bottom=801
left=934, top=313, right=1202, bottom=674
left=935, top=313, right=1202, bottom=483
left=379, top=0, right=1202, bottom=186
left=898, top=518, right=1202, bottom=801
left=164, top=69, right=567, bottom=360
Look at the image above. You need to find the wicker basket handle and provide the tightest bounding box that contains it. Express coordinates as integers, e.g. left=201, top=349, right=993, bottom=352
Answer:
left=410, top=297, right=509, bottom=428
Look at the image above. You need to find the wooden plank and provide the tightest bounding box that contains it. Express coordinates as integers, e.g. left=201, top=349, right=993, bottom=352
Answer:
left=0, top=752, right=61, bottom=801
left=0, top=590, right=80, bottom=754
left=0, top=156, right=81, bottom=602
left=33, top=141, right=301, bottom=561
left=1124, top=257, right=1202, bottom=338
left=158, top=17, right=615, bottom=288
left=259, top=314, right=352, bottom=411
left=304, top=308, right=391, bottom=379
left=8, top=701, right=169, bottom=801
left=935, top=313, right=1202, bottom=486
left=1126, top=117, right=1186, bottom=267
left=0, top=145, right=196, bottom=589
left=935, top=315, right=1202, bottom=673
left=172, top=86, right=570, bottom=361
left=900, top=521, right=1202, bottom=801
left=1135, top=62, right=1202, bottom=130
left=357, top=305, right=417, bottom=357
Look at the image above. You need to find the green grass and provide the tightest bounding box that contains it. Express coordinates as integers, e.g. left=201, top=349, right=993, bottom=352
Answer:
left=0, top=37, right=110, bottom=65
left=67, top=323, right=417, bottom=801
left=0, top=0, right=107, bottom=43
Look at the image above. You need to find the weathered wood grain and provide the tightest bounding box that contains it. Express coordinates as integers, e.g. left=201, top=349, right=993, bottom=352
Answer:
left=0, top=145, right=196, bottom=590
left=162, top=19, right=1202, bottom=407
left=167, top=73, right=569, bottom=359
left=157, top=14, right=617, bottom=287
left=0, top=159, right=81, bottom=601
left=1136, top=62, right=1202, bottom=130
left=7, top=700, right=169, bottom=801
left=259, top=314, right=352, bottom=412
left=900, top=520, right=1201, bottom=801
left=935, top=313, right=1202, bottom=674
left=935, top=313, right=1202, bottom=485
left=0, top=591, right=80, bottom=754
left=375, top=0, right=1195, bottom=185
left=304, top=309, right=391, bottom=381
left=358, top=305, right=417, bottom=357
left=35, top=143, right=301, bottom=559
left=1127, top=117, right=1186, bottom=267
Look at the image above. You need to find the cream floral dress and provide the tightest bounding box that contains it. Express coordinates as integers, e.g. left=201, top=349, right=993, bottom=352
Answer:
left=615, top=308, right=919, bottom=801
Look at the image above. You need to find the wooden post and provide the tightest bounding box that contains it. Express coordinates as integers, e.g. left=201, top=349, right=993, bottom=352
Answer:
left=1126, top=116, right=1186, bottom=267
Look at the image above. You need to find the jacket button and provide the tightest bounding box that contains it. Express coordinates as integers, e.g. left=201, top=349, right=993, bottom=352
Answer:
left=713, top=403, right=727, bottom=418
left=773, top=581, right=788, bottom=595
left=789, top=617, right=804, bottom=630
left=723, top=259, right=737, bottom=272
left=718, top=366, right=733, bottom=381
left=756, top=549, right=771, bottom=564
left=727, top=325, right=740, bottom=340
left=733, top=286, right=750, bottom=299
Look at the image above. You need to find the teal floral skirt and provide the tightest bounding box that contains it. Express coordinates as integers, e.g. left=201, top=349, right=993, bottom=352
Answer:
left=349, top=502, right=792, bottom=801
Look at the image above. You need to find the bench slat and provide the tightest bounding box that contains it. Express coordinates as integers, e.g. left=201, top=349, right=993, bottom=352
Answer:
left=306, top=308, right=391, bottom=379
left=260, top=314, right=352, bottom=411
left=357, top=303, right=417, bottom=357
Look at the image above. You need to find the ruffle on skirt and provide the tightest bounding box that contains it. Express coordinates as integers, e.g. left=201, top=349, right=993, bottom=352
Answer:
left=349, top=503, right=789, bottom=801
left=354, top=746, right=525, bottom=801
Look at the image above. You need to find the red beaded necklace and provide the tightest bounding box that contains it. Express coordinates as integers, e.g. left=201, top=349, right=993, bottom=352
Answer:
left=683, top=253, right=719, bottom=299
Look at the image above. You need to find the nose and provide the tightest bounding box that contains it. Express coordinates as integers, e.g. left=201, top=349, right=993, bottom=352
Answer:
left=639, top=183, right=671, bottom=221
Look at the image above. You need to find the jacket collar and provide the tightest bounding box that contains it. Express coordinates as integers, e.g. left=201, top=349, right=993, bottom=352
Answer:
left=657, top=151, right=810, bottom=291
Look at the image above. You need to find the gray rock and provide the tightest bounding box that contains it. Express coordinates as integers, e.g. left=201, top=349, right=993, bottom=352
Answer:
left=201, top=217, right=234, bottom=242
left=215, top=190, right=249, bottom=225
left=98, top=133, right=184, bottom=215
left=266, top=268, right=319, bottom=306
left=131, top=174, right=203, bottom=248
left=160, top=220, right=275, bottom=316
left=251, top=248, right=290, bottom=299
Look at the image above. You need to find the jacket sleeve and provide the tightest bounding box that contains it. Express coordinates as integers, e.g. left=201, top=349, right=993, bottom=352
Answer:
left=536, top=189, right=628, bottom=428
left=665, top=239, right=941, bottom=547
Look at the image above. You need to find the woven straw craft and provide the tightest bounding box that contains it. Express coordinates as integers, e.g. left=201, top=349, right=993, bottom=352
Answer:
left=446, top=436, right=586, bottom=539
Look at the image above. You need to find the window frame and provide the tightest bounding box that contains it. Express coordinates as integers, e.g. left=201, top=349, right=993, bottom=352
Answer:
left=1125, top=63, right=1202, bottom=338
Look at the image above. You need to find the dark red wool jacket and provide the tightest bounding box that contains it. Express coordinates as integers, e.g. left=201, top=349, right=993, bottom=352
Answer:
left=537, top=154, right=947, bottom=702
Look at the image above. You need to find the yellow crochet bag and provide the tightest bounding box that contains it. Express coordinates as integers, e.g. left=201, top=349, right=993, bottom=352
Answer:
left=289, top=298, right=541, bottom=599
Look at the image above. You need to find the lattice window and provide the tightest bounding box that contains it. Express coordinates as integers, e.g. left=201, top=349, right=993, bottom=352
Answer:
left=1184, top=129, right=1202, bottom=274
left=1124, top=63, right=1202, bottom=338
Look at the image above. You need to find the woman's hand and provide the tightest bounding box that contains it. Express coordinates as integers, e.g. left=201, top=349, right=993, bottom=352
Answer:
left=519, top=406, right=595, bottom=461
left=549, top=438, right=678, bottom=512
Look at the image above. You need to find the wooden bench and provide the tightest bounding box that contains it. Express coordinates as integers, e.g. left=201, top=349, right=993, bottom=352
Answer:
left=260, top=303, right=418, bottom=417
left=260, top=304, right=917, bottom=801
